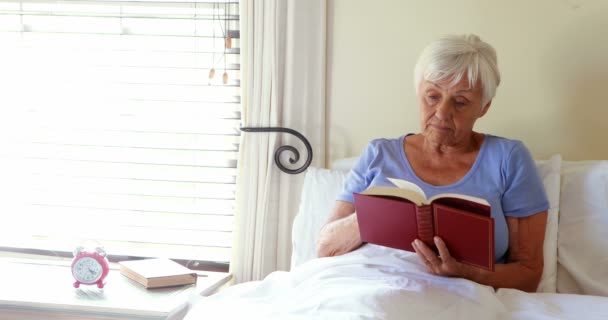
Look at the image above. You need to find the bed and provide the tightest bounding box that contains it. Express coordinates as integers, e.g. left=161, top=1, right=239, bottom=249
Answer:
left=184, top=155, right=608, bottom=319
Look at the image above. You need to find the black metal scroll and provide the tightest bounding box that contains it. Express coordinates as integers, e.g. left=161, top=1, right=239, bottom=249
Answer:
left=239, top=127, right=313, bottom=174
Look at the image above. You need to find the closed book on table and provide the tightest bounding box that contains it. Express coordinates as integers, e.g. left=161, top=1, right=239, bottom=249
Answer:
left=119, top=258, right=198, bottom=289
left=354, top=178, right=495, bottom=271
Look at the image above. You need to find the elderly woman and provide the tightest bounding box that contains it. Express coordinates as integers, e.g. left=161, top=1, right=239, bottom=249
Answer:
left=316, top=34, right=548, bottom=292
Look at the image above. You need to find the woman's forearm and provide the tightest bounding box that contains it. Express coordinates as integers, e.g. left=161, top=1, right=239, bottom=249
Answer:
left=316, top=213, right=362, bottom=257
left=459, top=261, right=543, bottom=292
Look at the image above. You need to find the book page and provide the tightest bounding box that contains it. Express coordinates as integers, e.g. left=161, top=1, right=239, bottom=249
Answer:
left=429, top=193, right=490, bottom=206
left=360, top=186, right=427, bottom=206
left=388, top=178, right=429, bottom=202
left=385, top=178, right=489, bottom=206
left=387, top=178, right=427, bottom=197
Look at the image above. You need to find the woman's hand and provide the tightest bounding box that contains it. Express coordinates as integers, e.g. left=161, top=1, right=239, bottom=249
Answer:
left=316, top=201, right=362, bottom=257
left=412, top=236, right=463, bottom=277
left=412, top=212, right=547, bottom=292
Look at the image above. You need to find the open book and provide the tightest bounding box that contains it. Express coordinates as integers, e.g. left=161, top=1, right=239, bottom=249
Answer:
left=354, top=178, right=494, bottom=271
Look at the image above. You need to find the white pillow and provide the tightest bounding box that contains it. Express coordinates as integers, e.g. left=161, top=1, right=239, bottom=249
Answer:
left=290, top=167, right=346, bottom=269
left=557, top=161, right=608, bottom=296
left=331, top=157, right=359, bottom=172
left=535, top=154, right=562, bottom=293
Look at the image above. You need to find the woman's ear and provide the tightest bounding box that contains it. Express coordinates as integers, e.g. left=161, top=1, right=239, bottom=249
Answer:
left=479, top=100, right=492, bottom=117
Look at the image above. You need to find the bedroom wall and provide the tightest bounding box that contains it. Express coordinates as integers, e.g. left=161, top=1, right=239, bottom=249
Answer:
left=326, top=0, right=608, bottom=164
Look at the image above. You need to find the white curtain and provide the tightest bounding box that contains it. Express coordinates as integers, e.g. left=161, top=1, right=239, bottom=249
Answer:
left=231, top=0, right=326, bottom=283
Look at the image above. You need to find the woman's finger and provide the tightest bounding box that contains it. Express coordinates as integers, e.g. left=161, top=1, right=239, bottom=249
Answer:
left=413, top=239, right=442, bottom=266
left=433, top=236, right=451, bottom=260
left=412, top=242, right=436, bottom=273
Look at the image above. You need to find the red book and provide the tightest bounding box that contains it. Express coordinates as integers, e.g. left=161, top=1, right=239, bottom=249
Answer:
left=354, top=178, right=494, bottom=271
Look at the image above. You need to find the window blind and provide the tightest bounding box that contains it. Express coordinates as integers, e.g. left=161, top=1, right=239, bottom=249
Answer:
left=0, top=0, right=240, bottom=266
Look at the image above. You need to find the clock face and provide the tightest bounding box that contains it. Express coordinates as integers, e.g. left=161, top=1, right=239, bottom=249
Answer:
left=72, top=257, right=104, bottom=284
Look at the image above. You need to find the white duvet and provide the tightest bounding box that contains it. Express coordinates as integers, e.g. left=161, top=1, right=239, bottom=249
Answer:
left=185, top=245, right=608, bottom=320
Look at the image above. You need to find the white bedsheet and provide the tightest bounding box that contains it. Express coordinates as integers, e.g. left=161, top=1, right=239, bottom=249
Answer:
left=185, top=245, right=608, bottom=320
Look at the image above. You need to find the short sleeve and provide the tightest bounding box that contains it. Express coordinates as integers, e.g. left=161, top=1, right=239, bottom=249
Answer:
left=336, top=143, right=376, bottom=203
left=501, top=142, right=550, bottom=217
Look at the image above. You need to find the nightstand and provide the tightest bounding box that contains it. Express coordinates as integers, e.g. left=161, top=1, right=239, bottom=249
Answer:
left=0, top=258, right=231, bottom=320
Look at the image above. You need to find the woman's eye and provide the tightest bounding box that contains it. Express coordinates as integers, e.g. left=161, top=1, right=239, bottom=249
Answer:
left=427, top=95, right=439, bottom=102
left=454, top=100, right=468, bottom=107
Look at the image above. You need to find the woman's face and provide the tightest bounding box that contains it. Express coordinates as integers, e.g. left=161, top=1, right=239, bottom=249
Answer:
left=418, top=76, right=490, bottom=147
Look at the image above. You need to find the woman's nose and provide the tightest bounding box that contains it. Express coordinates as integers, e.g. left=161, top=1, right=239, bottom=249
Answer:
left=435, top=99, right=452, bottom=120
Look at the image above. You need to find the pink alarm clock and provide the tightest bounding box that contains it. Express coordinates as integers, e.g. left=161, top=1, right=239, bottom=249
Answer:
left=71, top=245, right=110, bottom=288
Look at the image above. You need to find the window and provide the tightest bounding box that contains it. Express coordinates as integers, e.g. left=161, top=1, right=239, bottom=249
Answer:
left=0, top=0, right=240, bottom=271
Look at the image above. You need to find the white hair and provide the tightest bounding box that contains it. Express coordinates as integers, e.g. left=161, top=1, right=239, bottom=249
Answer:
left=414, top=34, right=501, bottom=107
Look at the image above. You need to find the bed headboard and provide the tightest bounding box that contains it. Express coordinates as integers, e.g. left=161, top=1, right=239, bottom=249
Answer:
left=240, top=126, right=313, bottom=174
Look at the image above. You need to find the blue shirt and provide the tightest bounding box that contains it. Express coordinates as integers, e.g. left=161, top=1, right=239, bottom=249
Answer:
left=337, top=134, right=549, bottom=263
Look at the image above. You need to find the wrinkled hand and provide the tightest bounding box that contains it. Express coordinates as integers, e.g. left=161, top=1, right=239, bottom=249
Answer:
left=412, top=237, right=463, bottom=277
left=316, top=213, right=362, bottom=257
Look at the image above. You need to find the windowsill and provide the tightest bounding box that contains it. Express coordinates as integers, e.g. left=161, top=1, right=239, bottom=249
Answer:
left=0, top=257, right=232, bottom=320
left=0, top=248, right=230, bottom=273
